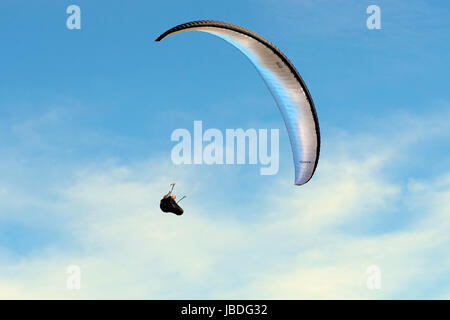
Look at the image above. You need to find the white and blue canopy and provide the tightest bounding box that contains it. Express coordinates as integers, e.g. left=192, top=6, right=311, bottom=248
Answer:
left=156, top=20, right=320, bottom=185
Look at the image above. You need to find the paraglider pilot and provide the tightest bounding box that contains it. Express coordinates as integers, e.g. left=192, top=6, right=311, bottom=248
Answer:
left=160, top=183, right=185, bottom=215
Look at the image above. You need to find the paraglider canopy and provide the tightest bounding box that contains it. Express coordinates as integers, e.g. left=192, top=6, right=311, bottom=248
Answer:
left=156, top=20, right=320, bottom=186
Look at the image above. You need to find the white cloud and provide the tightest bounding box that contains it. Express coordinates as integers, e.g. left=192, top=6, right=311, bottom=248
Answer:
left=0, top=111, right=449, bottom=299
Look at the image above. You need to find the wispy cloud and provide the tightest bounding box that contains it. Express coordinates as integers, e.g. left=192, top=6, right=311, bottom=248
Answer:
left=0, top=105, right=449, bottom=299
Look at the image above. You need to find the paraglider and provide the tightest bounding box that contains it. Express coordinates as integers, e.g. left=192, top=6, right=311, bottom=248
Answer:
left=156, top=20, right=320, bottom=186
left=160, top=183, right=186, bottom=215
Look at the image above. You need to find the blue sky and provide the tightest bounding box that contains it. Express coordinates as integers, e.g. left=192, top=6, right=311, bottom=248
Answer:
left=0, top=0, right=449, bottom=298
